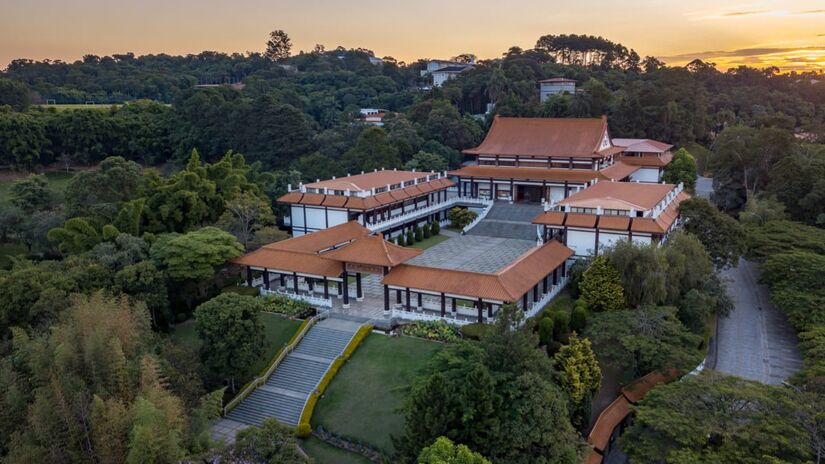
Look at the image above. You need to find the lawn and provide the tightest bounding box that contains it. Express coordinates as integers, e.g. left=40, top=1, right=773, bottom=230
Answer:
left=409, top=233, right=449, bottom=250
left=170, top=312, right=302, bottom=379
left=312, top=334, right=443, bottom=453
left=0, top=170, right=76, bottom=206
left=301, top=437, right=371, bottom=464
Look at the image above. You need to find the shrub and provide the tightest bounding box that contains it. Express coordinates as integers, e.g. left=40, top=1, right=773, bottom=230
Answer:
left=459, top=323, right=489, bottom=340
left=260, top=293, right=312, bottom=318
left=570, top=305, right=588, bottom=333
left=221, top=285, right=262, bottom=297
left=448, top=207, right=477, bottom=229
left=397, top=234, right=406, bottom=246
left=538, top=317, right=554, bottom=346
left=552, top=311, right=569, bottom=342
left=423, top=223, right=432, bottom=239
left=400, top=320, right=461, bottom=342
left=406, top=230, right=415, bottom=245
left=414, top=227, right=423, bottom=242
left=431, top=221, right=441, bottom=234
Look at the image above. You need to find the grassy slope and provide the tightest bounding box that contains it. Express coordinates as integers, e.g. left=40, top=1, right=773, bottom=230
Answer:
left=171, top=312, right=301, bottom=379
left=0, top=170, right=75, bottom=207
left=312, top=334, right=443, bottom=453
left=301, top=437, right=372, bottom=464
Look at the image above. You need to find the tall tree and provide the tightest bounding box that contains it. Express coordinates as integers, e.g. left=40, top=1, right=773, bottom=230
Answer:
left=554, top=333, right=601, bottom=427
left=579, top=256, right=625, bottom=311
left=678, top=198, right=746, bottom=268
left=194, top=293, right=266, bottom=391
left=264, top=29, right=292, bottom=62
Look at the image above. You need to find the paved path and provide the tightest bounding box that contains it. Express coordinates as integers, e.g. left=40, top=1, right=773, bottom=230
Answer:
left=408, top=235, right=535, bottom=273
left=696, top=175, right=713, bottom=200
left=467, top=201, right=543, bottom=240
left=715, top=259, right=803, bottom=384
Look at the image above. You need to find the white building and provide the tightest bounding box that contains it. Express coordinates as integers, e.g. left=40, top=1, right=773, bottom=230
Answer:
left=611, top=139, right=674, bottom=183
left=534, top=181, right=688, bottom=257
left=539, top=78, right=577, bottom=102
left=421, top=59, right=474, bottom=87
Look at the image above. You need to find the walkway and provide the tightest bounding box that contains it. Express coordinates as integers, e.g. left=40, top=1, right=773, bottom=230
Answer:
left=715, top=259, right=803, bottom=384
left=466, top=201, right=543, bottom=240
left=695, top=175, right=713, bottom=200
left=210, top=316, right=363, bottom=443
left=407, top=235, right=535, bottom=273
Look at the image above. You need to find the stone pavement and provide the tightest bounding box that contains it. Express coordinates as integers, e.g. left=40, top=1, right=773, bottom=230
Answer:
left=407, top=235, right=535, bottom=273
left=466, top=201, right=543, bottom=240
left=715, top=259, right=803, bottom=385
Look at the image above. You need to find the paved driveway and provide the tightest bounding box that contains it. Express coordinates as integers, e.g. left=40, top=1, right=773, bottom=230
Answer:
left=715, top=259, right=803, bottom=384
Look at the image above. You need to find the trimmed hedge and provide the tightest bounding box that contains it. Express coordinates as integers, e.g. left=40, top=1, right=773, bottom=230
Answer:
left=399, top=320, right=460, bottom=342
left=260, top=293, right=312, bottom=318
left=296, top=324, right=374, bottom=437
left=459, top=323, right=490, bottom=340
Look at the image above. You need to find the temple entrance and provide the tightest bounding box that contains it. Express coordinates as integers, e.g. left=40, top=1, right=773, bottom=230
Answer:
left=516, top=185, right=543, bottom=203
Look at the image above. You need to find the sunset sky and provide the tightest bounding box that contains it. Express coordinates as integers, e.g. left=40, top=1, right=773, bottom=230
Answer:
left=2, top=0, right=825, bottom=72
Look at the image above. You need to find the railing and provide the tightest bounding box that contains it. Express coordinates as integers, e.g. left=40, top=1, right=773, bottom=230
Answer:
left=261, top=288, right=333, bottom=308
left=222, top=311, right=329, bottom=415
left=391, top=308, right=474, bottom=326
left=367, top=196, right=492, bottom=232
left=522, top=275, right=569, bottom=321
left=461, top=198, right=495, bottom=234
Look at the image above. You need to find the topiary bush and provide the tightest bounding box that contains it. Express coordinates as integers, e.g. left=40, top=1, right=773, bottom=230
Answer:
left=406, top=230, right=415, bottom=245
left=552, top=311, right=569, bottom=342
left=570, top=303, right=588, bottom=333
left=397, top=234, right=406, bottom=246
left=414, top=226, right=423, bottom=242
left=423, top=223, right=432, bottom=239
left=431, top=221, right=440, bottom=235
left=538, top=317, right=555, bottom=346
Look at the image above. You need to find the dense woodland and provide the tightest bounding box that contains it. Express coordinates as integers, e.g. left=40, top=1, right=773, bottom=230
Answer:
left=1, top=32, right=825, bottom=463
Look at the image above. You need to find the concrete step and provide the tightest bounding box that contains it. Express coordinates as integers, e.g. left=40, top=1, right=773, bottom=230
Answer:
left=225, top=389, right=306, bottom=426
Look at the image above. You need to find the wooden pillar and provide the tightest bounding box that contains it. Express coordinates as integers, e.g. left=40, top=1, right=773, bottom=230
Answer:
left=562, top=260, right=567, bottom=276
left=533, top=284, right=539, bottom=303
left=417, top=292, right=422, bottom=308
left=451, top=297, right=457, bottom=313
left=510, top=178, right=514, bottom=200
left=342, top=271, right=349, bottom=306
left=384, top=285, right=390, bottom=312
left=440, top=293, right=446, bottom=317
left=308, top=279, right=314, bottom=292
left=245, top=266, right=252, bottom=286
left=522, top=293, right=528, bottom=310
left=487, top=303, right=493, bottom=318
left=263, top=269, right=270, bottom=290
left=323, top=277, right=329, bottom=299
left=476, top=298, right=483, bottom=323
left=405, top=288, right=411, bottom=311
left=553, top=267, right=558, bottom=285
left=356, top=273, right=363, bottom=299
left=280, top=273, right=286, bottom=287
left=543, top=275, right=548, bottom=294
left=292, top=272, right=298, bottom=292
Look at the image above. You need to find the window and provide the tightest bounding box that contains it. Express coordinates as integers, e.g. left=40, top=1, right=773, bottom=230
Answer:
left=570, top=207, right=596, bottom=214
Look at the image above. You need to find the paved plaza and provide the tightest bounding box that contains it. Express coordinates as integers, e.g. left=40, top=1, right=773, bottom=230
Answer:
left=407, top=235, right=536, bottom=273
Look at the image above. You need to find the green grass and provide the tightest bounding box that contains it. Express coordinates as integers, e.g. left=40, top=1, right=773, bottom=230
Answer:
left=312, top=334, right=443, bottom=453
left=0, top=242, right=27, bottom=270
left=170, top=312, right=301, bottom=379
left=0, top=170, right=76, bottom=207
left=539, top=288, right=575, bottom=318
left=301, top=437, right=372, bottom=464
left=409, top=234, right=449, bottom=250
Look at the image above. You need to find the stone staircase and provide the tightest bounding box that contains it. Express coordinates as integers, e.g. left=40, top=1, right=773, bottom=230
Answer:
left=215, top=316, right=363, bottom=439
left=466, top=201, right=544, bottom=240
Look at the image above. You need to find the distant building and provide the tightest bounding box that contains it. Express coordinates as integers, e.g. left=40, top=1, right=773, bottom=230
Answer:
left=539, top=78, right=576, bottom=102
left=368, top=56, right=384, bottom=65
left=421, top=59, right=475, bottom=87
left=359, top=108, right=390, bottom=126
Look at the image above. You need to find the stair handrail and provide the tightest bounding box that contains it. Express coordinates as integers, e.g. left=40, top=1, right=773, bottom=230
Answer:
left=223, top=312, right=325, bottom=415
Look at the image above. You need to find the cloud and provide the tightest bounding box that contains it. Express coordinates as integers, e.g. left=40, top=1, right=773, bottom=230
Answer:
left=799, top=10, right=825, bottom=14
left=659, top=46, right=825, bottom=62
left=722, top=10, right=767, bottom=17
left=658, top=45, right=825, bottom=71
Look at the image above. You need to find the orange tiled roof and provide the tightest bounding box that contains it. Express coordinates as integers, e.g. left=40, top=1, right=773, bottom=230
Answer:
left=449, top=165, right=602, bottom=183
left=612, top=138, right=673, bottom=153
left=267, top=221, right=369, bottom=254
left=587, top=396, right=630, bottom=453
left=585, top=450, right=603, bottom=464
left=599, top=161, right=641, bottom=181
left=232, top=248, right=343, bottom=277
left=560, top=181, right=674, bottom=211
left=617, top=152, right=673, bottom=167
left=322, top=234, right=422, bottom=267
left=277, top=178, right=454, bottom=211
left=463, top=116, right=611, bottom=159
left=305, top=170, right=434, bottom=192
left=382, top=241, right=573, bottom=301
left=598, top=216, right=631, bottom=231
left=565, top=213, right=598, bottom=228
left=621, top=368, right=682, bottom=404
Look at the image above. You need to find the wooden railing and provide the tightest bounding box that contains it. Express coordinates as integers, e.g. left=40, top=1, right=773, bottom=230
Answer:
left=222, top=310, right=330, bottom=415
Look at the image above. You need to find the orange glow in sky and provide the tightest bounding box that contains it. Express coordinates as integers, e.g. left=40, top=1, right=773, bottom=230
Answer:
left=2, top=0, right=824, bottom=72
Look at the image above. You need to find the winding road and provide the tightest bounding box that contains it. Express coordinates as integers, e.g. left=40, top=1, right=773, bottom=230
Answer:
left=696, top=176, right=803, bottom=384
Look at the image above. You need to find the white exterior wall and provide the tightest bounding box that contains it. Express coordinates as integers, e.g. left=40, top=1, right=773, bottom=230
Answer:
left=567, top=230, right=597, bottom=257
left=305, top=207, right=327, bottom=229
left=598, top=232, right=628, bottom=251
left=629, top=168, right=661, bottom=183
left=539, top=83, right=576, bottom=102
left=291, top=205, right=305, bottom=228
left=327, top=209, right=348, bottom=228
left=433, top=72, right=458, bottom=87
left=632, top=235, right=652, bottom=246
left=549, top=186, right=566, bottom=202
